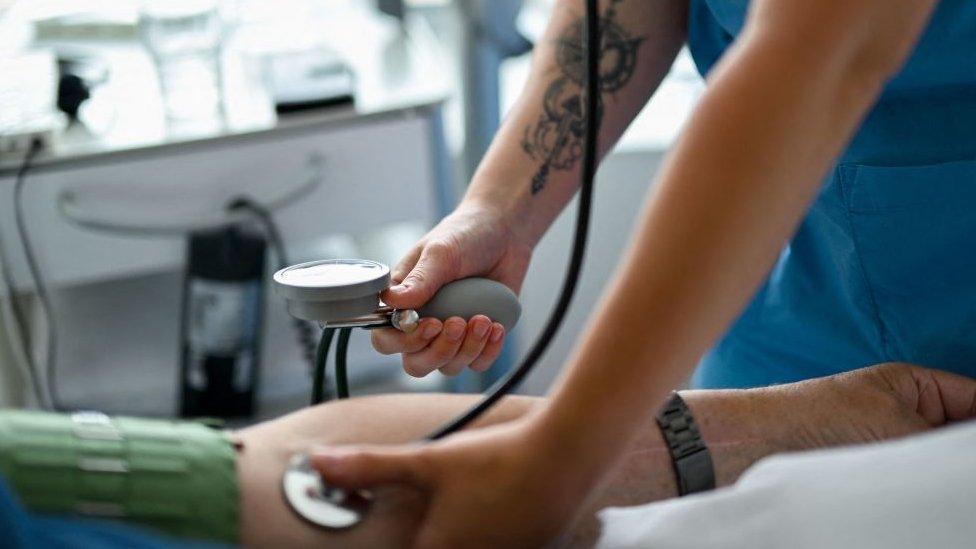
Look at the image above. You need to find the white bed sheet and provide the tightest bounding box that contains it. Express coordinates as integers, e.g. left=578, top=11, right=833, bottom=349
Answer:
left=598, top=420, right=976, bottom=549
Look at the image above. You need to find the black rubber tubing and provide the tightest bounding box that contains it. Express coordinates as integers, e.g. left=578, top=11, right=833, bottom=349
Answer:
left=316, top=0, right=601, bottom=443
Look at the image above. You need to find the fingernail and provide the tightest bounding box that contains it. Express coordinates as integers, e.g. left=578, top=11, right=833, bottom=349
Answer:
left=421, top=322, right=441, bottom=339
left=473, top=320, right=490, bottom=339
left=446, top=320, right=465, bottom=341
left=490, top=325, right=505, bottom=343
left=389, top=284, right=407, bottom=294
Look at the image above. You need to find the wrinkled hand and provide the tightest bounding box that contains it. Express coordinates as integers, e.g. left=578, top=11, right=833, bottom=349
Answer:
left=782, top=363, right=976, bottom=450
left=310, top=420, right=578, bottom=549
left=371, top=202, right=533, bottom=377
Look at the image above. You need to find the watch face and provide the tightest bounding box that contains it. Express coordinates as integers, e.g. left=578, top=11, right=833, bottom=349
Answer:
left=275, top=259, right=389, bottom=290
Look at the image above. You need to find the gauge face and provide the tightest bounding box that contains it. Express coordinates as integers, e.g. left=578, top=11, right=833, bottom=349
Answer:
left=275, top=259, right=389, bottom=289
left=273, top=259, right=391, bottom=315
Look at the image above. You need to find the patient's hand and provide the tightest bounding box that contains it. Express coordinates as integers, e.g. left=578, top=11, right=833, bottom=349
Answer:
left=765, top=363, right=976, bottom=451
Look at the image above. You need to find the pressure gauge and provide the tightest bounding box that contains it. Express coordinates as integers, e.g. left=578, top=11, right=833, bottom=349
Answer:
left=274, top=259, right=390, bottom=323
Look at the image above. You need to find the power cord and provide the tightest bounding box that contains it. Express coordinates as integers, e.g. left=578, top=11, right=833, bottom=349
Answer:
left=5, top=138, right=61, bottom=410
left=1, top=156, right=321, bottom=409
left=0, top=232, right=47, bottom=407
left=226, top=197, right=322, bottom=397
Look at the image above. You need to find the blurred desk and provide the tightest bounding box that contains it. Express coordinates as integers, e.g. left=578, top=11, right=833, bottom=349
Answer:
left=1, top=8, right=454, bottom=287
left=1, top=5, right=451, bottom=171
left=0, top=8, right=455, bottom=415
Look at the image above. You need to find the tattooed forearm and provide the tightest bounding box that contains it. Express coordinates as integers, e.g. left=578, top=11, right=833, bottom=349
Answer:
left=522, top=0, right=644, bottom=195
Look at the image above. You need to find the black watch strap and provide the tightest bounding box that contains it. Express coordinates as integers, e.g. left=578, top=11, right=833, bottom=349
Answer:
left=655, top=392, right=715, bottom=496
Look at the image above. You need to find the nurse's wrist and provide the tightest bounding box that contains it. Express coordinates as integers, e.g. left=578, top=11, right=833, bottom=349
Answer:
left=520, top=405, right=624, bottom=505
left=455, top=193, right=540, bottom=251
left=462, top=163, right=568, bottom=249
left=463, top=160, right=529, bottom=210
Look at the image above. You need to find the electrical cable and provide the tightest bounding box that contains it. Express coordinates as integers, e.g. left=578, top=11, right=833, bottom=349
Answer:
left=9, top=139, right=61, bottom=410
left=313, top=0, right=601, bottom=439
left=0, top=247, right=47, bottom=407
left=227, top=197, right=289, bottom=265
left=227, top=197, right=320, bottom=392
left=0, top=138, right=48, bottom=407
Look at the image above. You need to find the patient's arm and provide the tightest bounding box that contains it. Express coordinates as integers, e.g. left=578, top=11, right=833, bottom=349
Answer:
left=234, top=363, right=976, bottom=547
left=234, top=394, right=532, bottom=548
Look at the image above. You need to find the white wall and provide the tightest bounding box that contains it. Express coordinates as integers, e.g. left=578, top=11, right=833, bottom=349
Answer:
left=515, top=149, right=665, bottom=395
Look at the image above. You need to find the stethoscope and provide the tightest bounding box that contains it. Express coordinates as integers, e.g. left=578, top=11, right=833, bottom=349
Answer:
left=277, top=0, right=602, bottom=530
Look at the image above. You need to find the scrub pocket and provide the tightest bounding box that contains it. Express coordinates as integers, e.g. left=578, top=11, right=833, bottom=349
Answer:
left=839, top=159, right=976, bottom=375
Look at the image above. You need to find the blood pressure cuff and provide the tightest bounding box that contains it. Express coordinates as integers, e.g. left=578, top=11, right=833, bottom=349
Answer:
left=0, top=410, right=239, bottom=544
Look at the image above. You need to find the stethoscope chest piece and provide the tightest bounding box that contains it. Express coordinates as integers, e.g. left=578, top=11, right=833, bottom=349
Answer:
left=282, top=454, right=371, bottom=529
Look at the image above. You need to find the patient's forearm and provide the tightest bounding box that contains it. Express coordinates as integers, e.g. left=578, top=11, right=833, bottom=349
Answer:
left=568, top=389, right=787, bottom=546
left=0, top=366, right=949, bottom=547
left=234, top=364, right=954, bottom=547
left=235, top=394, right=541, bottom=548
left=586, top=362, right=967, bottom=511
left=234, top=391, right=788, bottom=548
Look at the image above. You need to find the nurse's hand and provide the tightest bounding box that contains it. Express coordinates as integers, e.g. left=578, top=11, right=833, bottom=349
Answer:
left=310, top=418, right=579, bottom=548
left=371, top=201, right=533, bottom=377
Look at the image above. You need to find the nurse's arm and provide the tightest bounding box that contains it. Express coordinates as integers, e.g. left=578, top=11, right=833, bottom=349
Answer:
left=370, top=0, right=688, bottom=373
left=462, top=0, right=687, bottom=247
left=538, top=0, right=940, bottom=501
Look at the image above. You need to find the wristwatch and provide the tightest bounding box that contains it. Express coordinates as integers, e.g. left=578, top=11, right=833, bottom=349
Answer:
left=655, top=392, right=716, bottom=496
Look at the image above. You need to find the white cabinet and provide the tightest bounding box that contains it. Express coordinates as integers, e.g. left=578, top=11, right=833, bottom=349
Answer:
left=0, top=111, right=442, bottom=290
left=0, top=107, right=451, bottom=416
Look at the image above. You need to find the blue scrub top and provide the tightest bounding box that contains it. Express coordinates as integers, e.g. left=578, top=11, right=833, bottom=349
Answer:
left=688, top=0, right=976, bottom=388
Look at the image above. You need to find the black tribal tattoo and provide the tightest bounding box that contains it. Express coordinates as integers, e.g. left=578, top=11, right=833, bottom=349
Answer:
left=522, top=0, right=644, bottom=195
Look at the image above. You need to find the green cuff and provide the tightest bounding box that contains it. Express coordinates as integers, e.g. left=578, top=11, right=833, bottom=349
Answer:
left=0, top=410, right=239, bottom=544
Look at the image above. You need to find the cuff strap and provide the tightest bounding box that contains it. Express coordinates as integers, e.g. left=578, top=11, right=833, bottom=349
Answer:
left=0, top=410, right=239, bottom=543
